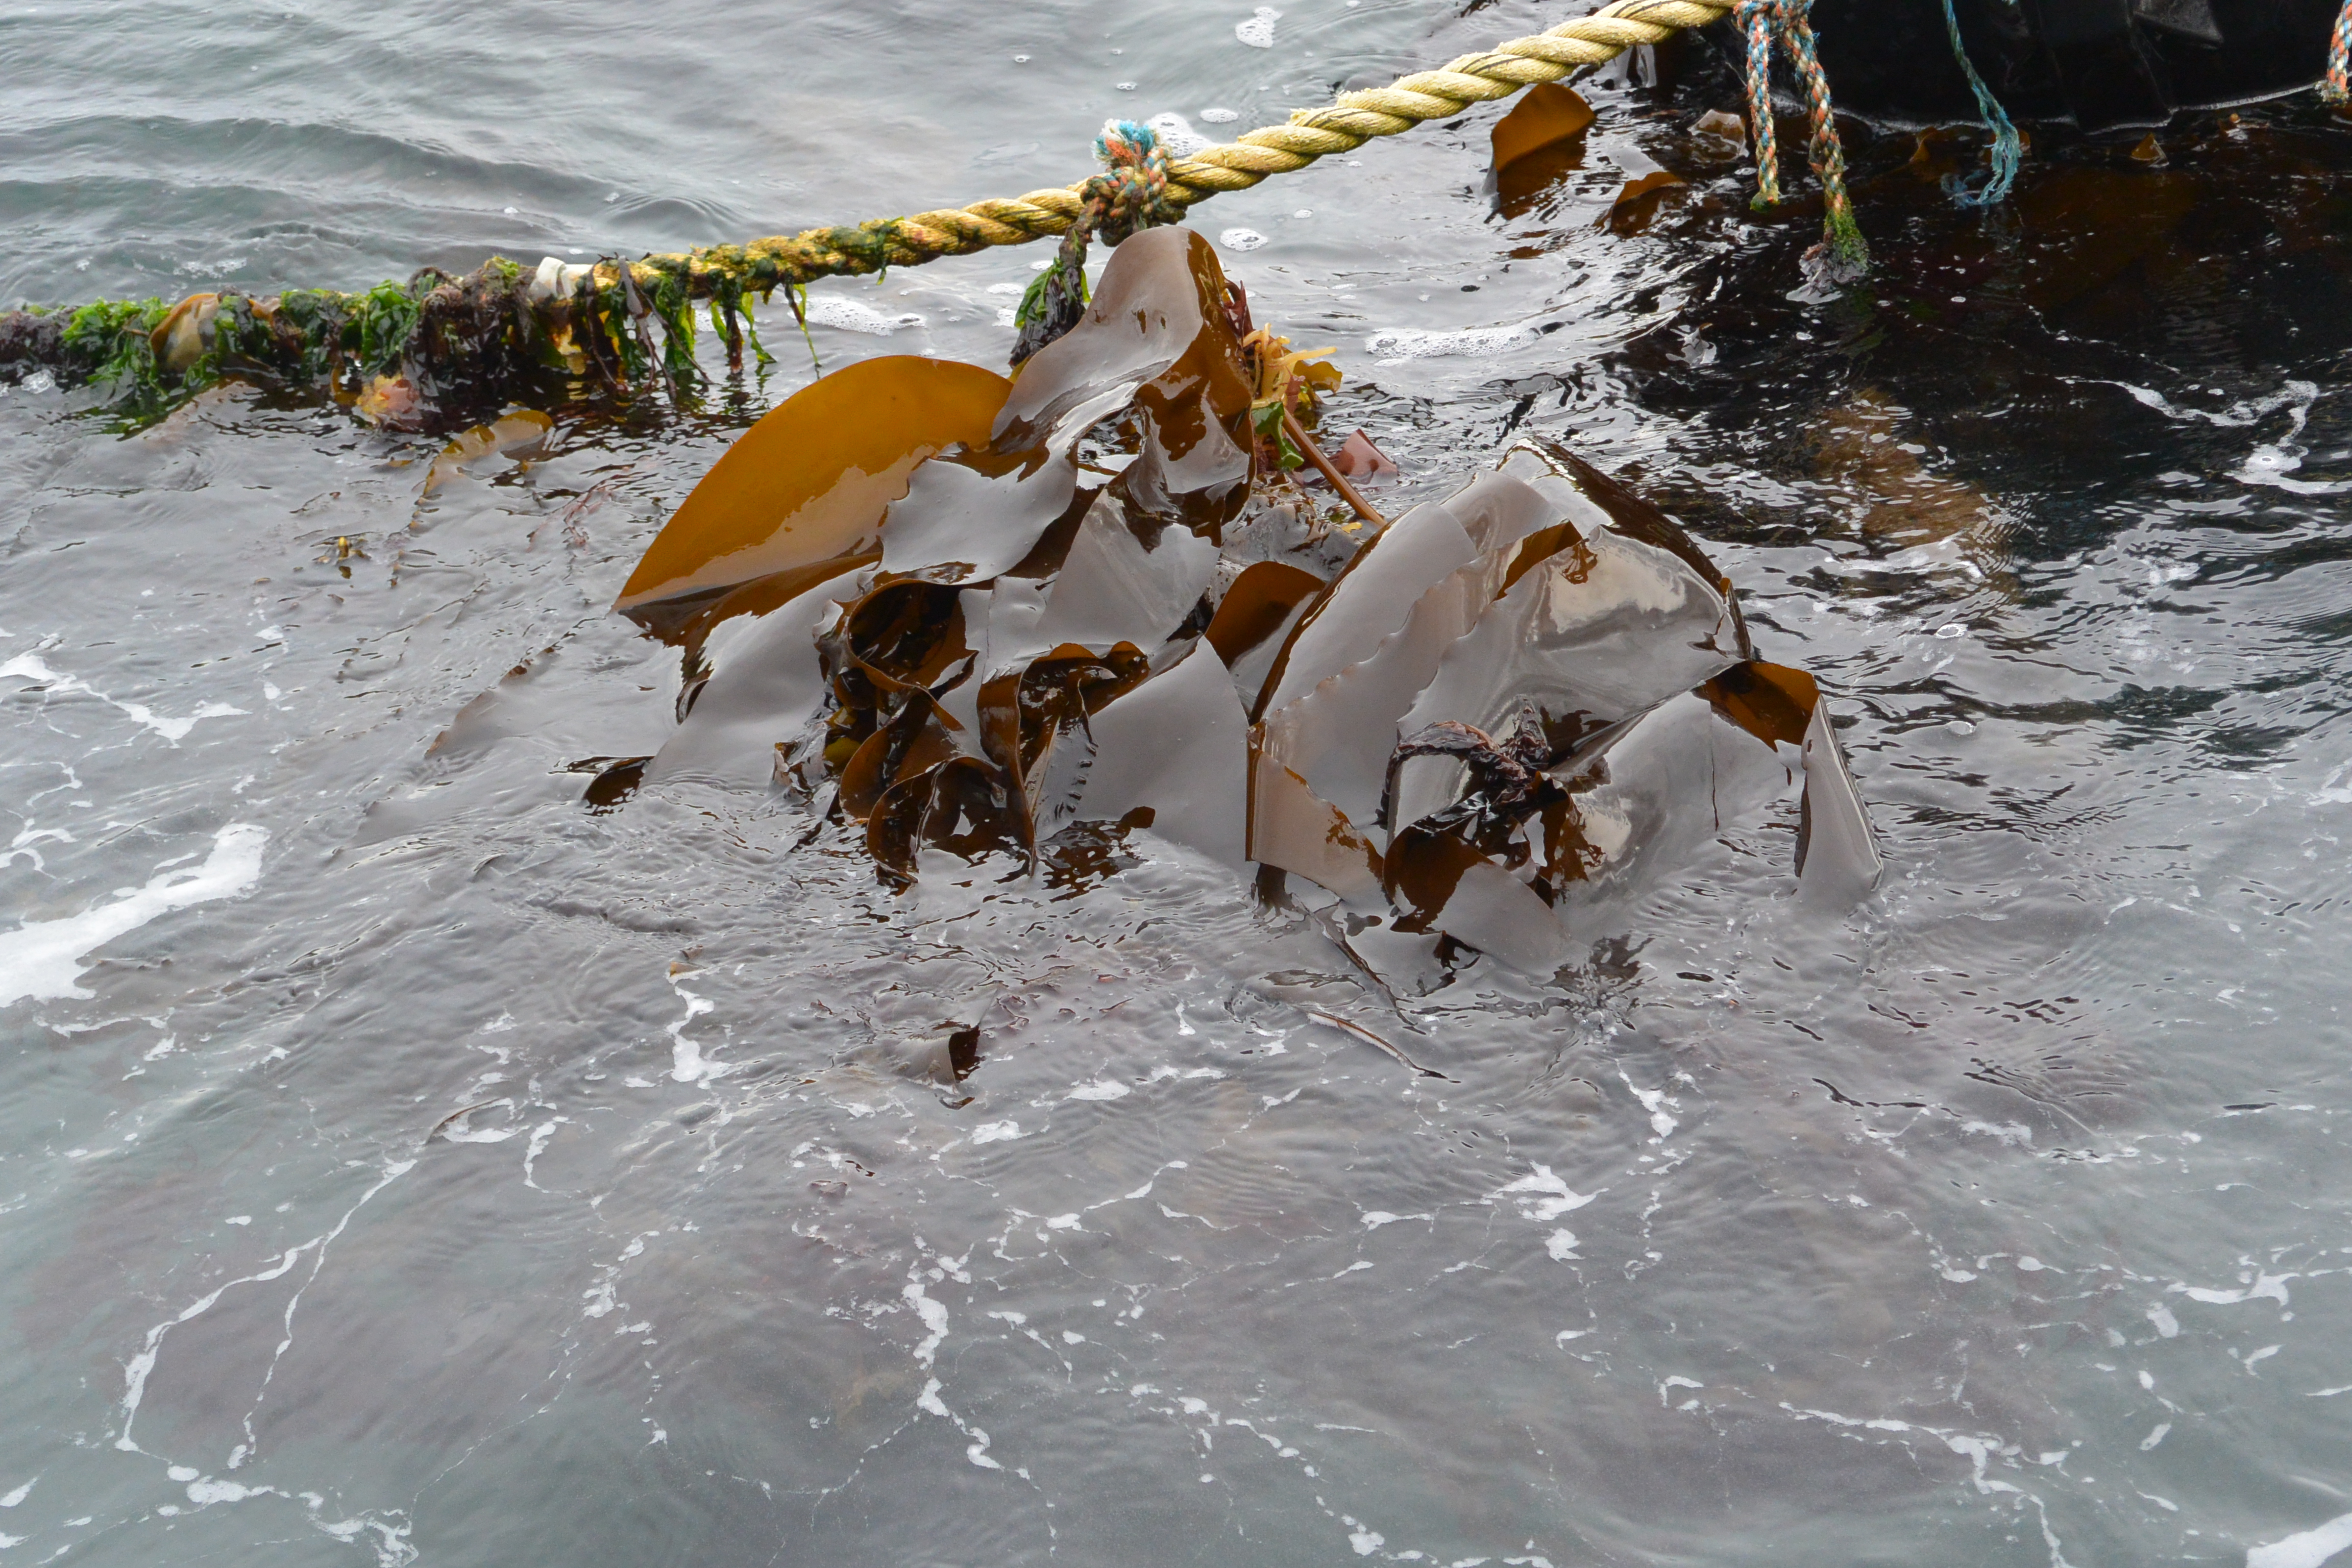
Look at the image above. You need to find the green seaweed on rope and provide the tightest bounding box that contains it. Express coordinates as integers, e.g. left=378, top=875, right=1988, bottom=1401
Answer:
left=60, top=297, right=172, bottom=413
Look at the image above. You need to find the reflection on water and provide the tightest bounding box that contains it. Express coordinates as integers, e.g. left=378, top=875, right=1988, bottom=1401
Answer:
left=7, top=3, right=2352, bottom=1565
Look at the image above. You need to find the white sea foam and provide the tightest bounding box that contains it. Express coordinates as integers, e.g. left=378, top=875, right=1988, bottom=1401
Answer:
left=1364, top=324, right=1541, bottom=364
left=799, top=295, right=925, bottom=336
left=666, top=979, right=720, bottom=1083
left=1236, top=7, right=1279, bottom=47
left=0, top=824, right=266, bottom=1007
left=1, top=653, right=246, bottom=741
left=1491, top=1165, right=1595, bottom=1222
left=1218, top=228, right=1266, bottom=252
left=2248, top=1510, right=2352, bottom=1568
left=1145, top=112, right=1210, bottom=157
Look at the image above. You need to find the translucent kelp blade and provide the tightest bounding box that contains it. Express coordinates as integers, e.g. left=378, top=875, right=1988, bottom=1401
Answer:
left=873, top=448, right=1084, bottom=584
left=1382, top=811, right=1567, bottom=963
left=1256, top=471, right=1563, bottom=723
left=1521, top=440, right=1754, bottom=662
left=1537, top=691, right=1796, bottom=947
left=993, top=228, right=1251, bottom=465
left=875, top=231, right=1249, bottom=586
left=1696, top=657, right=1881, bottom=898
left=1256, top=497, right=1481, bottom=721
left=1423, top=856, right=1570, bottom=974
left=1252, top=471, right=1594, bottom=885
left=614, top=355, right=1009, bottom=637
left=1432, top=468, right=1567, bottom=556
left=1259, top=549, right=1509, bottom=840
left=1796, top=697, right=1883, bottom=901
left=1390, top=524, right=1741, bottom=835
left=1251, top=762, right=1385, bottom=904
left=645, top=562, right=872, bottom=788
left=1072, top=644, right=1252, bottom=869
left=1025, top=493, right=1220, bottom=660
left=1251, top=494, right=1488, bottom=877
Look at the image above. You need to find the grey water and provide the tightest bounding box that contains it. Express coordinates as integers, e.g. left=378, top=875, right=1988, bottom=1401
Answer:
left=7, top=1, right=2352, bottom=1564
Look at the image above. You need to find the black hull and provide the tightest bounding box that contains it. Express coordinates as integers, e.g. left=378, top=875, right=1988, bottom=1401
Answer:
left=1720, top=0, right=2342, bottom=132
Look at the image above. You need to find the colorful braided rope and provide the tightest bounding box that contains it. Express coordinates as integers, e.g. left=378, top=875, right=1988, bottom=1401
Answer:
left=1738, top=0, right=1784, bottom=207
left=2325, top=0, right=2352, bottom=104
left=1939, top=0, right=2024, bottom=205
left=1735, top=0, right=1869, bottom=275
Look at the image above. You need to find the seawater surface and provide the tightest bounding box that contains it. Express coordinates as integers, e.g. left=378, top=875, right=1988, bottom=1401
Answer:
left=6, top=2, right=2352, bottom=1565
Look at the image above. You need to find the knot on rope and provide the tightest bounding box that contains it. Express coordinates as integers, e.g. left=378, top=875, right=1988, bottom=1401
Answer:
left=1734, top=0, right=1870, bottom=280
left=2324, top=0, right=2352, bottom=104
left=1087, top=119, right=1180, bottom=246
left=1012, top=120, right=1179, bottom=366
left=1938, top=0, right=2023, bottom=206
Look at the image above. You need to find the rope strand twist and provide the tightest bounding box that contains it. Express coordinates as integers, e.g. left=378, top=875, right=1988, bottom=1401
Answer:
left=1733, top=0, right=1870, bottom=276
left=1938, top=0, right=2024, bottom=204
left=2324, top=0, right=2352, bottom=103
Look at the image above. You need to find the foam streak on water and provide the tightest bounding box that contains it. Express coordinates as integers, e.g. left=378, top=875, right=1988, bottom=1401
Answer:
left=0, top=824, right=264, bottom=1005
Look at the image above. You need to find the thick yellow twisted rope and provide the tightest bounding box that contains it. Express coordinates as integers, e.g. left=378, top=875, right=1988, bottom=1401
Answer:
left=656, top=0, right=1731, bottom=296
left=0, top=0, right=1734, bottom=395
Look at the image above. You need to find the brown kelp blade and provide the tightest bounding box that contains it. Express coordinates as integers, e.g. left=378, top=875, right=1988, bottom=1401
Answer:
left=1207, top=560, right=1325, bottom=669
left=1534, top=442, right=1753, bottom=662
left=1490, top=83, right=1597, bottom=215
left=589, top=235, right=1880, bottom=962
left=1491, top=83, right=1597, bottom=176
left=1697, top=657, right=1883, bottom=899
left=614, top=355, right=1009, bottom=640
left=1699, top=660, right=1817, bottom=750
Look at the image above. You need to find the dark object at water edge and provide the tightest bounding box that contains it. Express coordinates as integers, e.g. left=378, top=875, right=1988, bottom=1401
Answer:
left=1737, top=0, right=2340, bottom=131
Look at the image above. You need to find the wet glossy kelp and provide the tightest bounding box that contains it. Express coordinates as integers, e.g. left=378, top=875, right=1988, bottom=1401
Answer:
left=610, top=227, right=1879, bottom=974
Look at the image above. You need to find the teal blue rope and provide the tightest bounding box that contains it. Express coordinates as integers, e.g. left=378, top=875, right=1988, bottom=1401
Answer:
left=1939, top=0, right=2022, bottom=206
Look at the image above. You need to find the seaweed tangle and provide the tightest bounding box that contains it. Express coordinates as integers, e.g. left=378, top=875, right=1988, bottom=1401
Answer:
left=598, top=227, right=1881, bottom=984
left=0, top=250, right=764, bottom=430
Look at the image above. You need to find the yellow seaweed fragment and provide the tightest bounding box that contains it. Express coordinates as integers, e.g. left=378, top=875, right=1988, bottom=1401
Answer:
left=422, top=408, right=553, bottom=494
